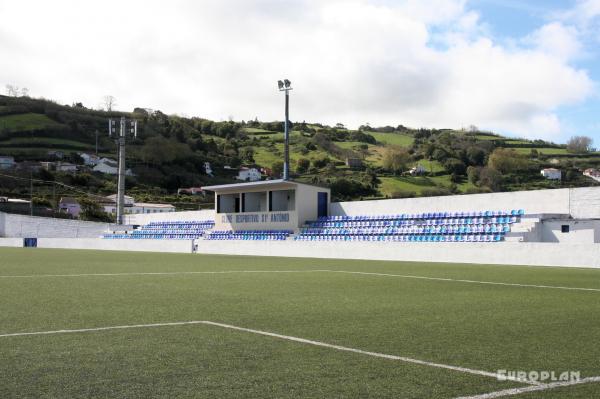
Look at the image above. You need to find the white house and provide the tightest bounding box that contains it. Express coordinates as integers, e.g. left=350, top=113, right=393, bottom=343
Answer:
left=409, top=164, right=426, bottom=176
left=58, top=197, right=81, bottom=217
left=80, top=153, right=100, bottom=166
left=236, top=167, right=261, bottom=182
left=541, top=168, right=561, bottom=180
left=101, top=194, right=175, bottom=215
left=583, top=168, right=600, bottom=183
left=55, top=162, right=78, bottom=172
left=0, top=156, right=15, bottom=169
left=204, top=162, right=214, bottom=176
left=93, top=158, right=133, bottom=176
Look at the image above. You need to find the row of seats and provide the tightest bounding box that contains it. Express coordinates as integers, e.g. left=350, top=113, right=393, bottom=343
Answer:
left=103, top=220, right=214, bottom=240
left=300, top=224, right=511, bottom=236
left=317, top=209, right=525, bottom=222
left=310, top=217, right=518, bottom=228
left=205, top=230, right=293, bottom=241
left=104, top=234, right=202, bottom=240
left=298, top=210, right=526, bottom=243
left=145, top=221, right=214, bottom=229
left=294, top=234, right=505, bottom=242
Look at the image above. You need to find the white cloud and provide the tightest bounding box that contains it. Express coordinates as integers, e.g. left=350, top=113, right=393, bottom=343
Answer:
left=0, top=0, right=595, bottom=140
left=525, top=22, right=582, bottom=61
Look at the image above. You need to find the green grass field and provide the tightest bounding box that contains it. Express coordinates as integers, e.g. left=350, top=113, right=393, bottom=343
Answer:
left=512, top=147, right=569, bottom=155
left=1, top=248, right=599, bottom=398
left=368, top=132, right=414, bottom=147
left=0, top=113, right=64, bottom=132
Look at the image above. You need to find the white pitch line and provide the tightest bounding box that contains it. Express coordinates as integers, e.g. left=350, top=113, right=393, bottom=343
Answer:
left=1, top=268, right=598, bottom=292
left=0, top=270, right=331, bottom=279
left=454, top=376, right=600, bottom=399
left=329, top=271, right=600, bottom=293
left=1, top=269, right=599, bottom=293
left=0, top=319, right=538, bottom=385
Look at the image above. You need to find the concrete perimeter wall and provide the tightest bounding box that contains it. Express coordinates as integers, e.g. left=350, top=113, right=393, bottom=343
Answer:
left=570, top=187, right=600, bottom=219
left=124, top=209, right=215, bottom=225
left=0, top=237, right=24, bottom=247
left=37, top=238, right=193, bottom=253
left=197, top=240, right=600, bottom=268
left=331, top=187, right=600, bottom=219
left=0, top=212, right=110, bottom=238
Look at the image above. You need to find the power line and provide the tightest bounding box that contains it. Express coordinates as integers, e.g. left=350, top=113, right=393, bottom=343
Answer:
left=0, top=172, right=108, bottom=201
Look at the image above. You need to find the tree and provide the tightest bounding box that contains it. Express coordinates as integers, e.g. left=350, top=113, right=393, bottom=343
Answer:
left=296, top=158, right=310, bottom=174
left=78, top=197, right=113, bottom=222
left=488, top=148, right=528, bottom=174
left=566, top=136, right=593, bottom=153
left=271, top=161, right=284, bottom=178
left=467, top=166, right=480, bottom=184
left=382, top=147, right=411, bottom=174
left=102, top=95, right=117, bottom=111
left=466, top=146, right=486, bottom=166
left=478, top=167, right=503, bottom=191
left=444, top=158, right=467, bottom=175
left=5, top=84, right=19, bottom=96
left=239, top=147, right=255, bottom=163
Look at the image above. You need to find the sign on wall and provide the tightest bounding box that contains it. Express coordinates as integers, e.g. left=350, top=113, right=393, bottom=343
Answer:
left=221, top=212, right=290, bottom=224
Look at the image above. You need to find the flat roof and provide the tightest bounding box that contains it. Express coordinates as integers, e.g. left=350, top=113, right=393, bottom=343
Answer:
left=202, top=179, right=329, bottom=192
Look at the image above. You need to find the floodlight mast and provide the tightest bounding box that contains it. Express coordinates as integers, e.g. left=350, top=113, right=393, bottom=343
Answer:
left=108, top=116, right=138, bottom=224
left=278, top=79, right=292, bottom=180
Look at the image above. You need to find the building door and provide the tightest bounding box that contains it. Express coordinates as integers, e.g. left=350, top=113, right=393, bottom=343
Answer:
left=317, top=192, right=328, bottom=218
left=234, top=197, right=240, bottom=213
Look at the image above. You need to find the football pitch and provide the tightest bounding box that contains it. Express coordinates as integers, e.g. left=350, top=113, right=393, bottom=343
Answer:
left=1, top=248, right=599, bottom=398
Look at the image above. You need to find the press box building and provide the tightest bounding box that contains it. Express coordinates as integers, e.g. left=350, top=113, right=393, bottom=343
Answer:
left=202, top=180, right=330, bottom=231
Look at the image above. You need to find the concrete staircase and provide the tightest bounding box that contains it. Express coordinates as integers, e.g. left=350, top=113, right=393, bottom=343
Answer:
left=505, top=214, right=568, bottom=242
left=505, top=218, right=541, bottom=242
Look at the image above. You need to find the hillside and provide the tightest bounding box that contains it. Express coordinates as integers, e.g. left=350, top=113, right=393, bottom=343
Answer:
left=1, top=94, right=599, bottom=213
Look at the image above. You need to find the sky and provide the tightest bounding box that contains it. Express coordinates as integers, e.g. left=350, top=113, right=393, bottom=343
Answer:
left=1, top=0, right=599, bottom=144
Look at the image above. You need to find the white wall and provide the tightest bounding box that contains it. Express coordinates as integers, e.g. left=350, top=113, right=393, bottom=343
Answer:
left=331, top=187, right=600, bottom=218
left=331, top=188, right=573, bottom=216
left=570, top=187, right=600, bottom=219
left=38, top=238, right=193, bottom=253
left=0, top=237, right=24, bottom=247
left=197, top=240, right=600, bottom=268
left=124, top=209, right=215, bottom=225
left=0, top=212, right=110, bottom=238
left=541, top=220, right=600, bottom=243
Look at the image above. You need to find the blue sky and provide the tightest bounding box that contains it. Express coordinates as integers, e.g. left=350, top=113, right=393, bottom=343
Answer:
left=469, top=0, right=600, bottom=144
left=1, top=0, right=599, bottom=145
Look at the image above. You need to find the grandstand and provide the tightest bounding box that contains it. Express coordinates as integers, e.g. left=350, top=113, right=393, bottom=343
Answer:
left=1, top=184, right=599, bottom=267
left=103, top=220, right=214, bottom=240
left=295, top=210, right=523, bottom=242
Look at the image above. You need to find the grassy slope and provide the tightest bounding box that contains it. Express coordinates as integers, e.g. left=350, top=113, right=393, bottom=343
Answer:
left=1, top=248, right=599, bottom=398
left=368, top=132, right=414, bottom=146
left=0, top=113, right=64, bottom=132
left=1, top=109, right=597, bottom=200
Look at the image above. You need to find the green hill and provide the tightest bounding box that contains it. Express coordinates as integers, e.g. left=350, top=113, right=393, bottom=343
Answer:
left=0, top=94, right=598, bottom=211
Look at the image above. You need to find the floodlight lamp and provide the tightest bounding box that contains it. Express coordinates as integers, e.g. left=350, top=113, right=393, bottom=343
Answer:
left=278, top=80, right=284, bottom=90
left=284, top=79, right=291, bottom=88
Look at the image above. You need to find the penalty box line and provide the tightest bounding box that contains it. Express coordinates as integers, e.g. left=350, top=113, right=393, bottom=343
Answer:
left=0, top=270, right=332, bottom=279
left=454, top=376, right=600, bottom=399
left=0, top=319, right=538, bottom=386
left=1, top=269, right=600, bottom=293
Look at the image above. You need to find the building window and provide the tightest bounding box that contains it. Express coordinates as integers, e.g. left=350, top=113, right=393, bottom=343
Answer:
left=561, top=225, right=570, bottom=233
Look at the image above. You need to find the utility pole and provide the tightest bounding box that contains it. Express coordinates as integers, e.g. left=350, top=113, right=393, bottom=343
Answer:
left=108, top=117, right=137, bottom=224
left=29, top=170, right=33, bottom=216
left=95, top=130, right=99, bottom=155
left=277, top=79, right=293, bottom=180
